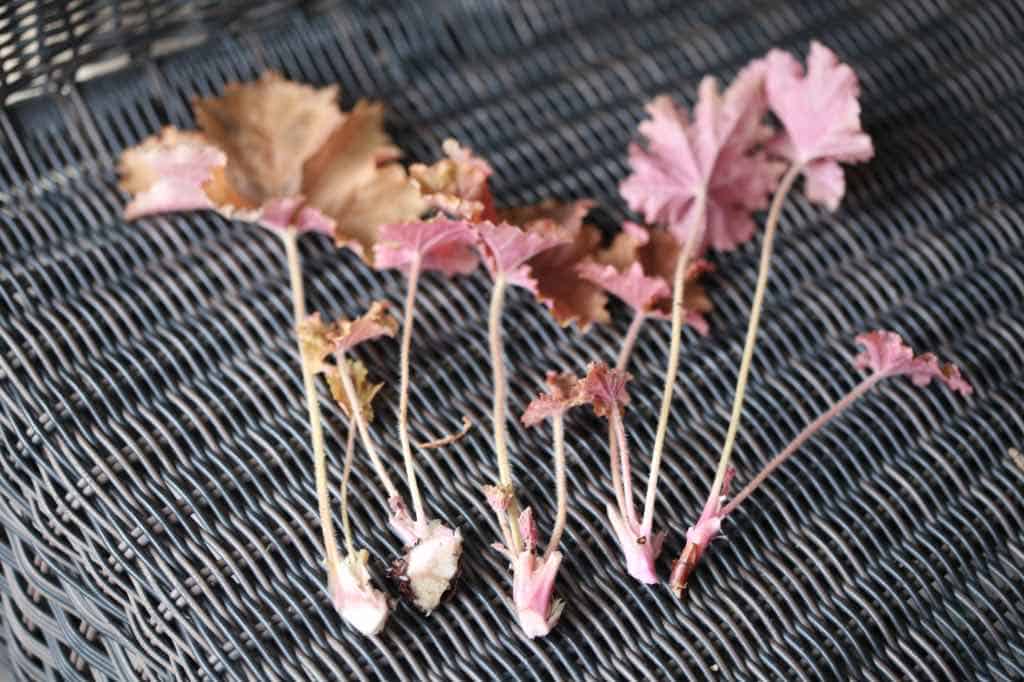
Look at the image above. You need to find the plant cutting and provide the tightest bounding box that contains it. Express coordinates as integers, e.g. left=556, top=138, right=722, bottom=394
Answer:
left=474, top=220, right=569, bottom=579
left=669, top=330, right=972, bottom=592
left=666, top=42, right=876, bottom=592
left=298, top=308, right=395, bottom=634
left=610, top=57, right=782, bottom=581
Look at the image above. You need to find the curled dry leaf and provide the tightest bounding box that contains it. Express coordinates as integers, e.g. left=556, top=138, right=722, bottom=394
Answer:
left=474, top=221, right=571, bottom=292
left=499, top=200, right=609, bottom=331
left=373, top=219, right=479, bottom=277
left=854, top=330, right=973, bottom=395
left=415, top=416, right=473, bottom=450
left=325, top=360, right=384, bottom=423
left=297, top=303, right=398, bottom=372
left=409, top=139, right=497, bottom=222
left=765, top=41, right=874, bottom=210
left=521, top=371, right=588, bottom=427
left=589, top=222, right=713, bottom=334
left=620, top=61, right=782, bottom=253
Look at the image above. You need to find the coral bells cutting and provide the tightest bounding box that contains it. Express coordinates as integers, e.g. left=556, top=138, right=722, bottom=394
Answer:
left=500, top=370, right=590, bottom=637
left=669, top=331, right=972, bottom=594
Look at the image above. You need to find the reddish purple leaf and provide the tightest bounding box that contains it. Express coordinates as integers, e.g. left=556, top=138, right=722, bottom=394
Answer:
left=577, top=261, right=669, bottom=316
left=581, top=362, right=632, bottom=418
left=521, top=371, right=587, bottom=426
left=119, top=128, right=223, bottom=219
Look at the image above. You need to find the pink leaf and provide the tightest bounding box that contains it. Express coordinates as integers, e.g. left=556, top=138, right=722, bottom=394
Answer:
left=512, top=551, right=565, bottom=639
left=474, top=221, right=570, bottom=292
left=521, top=371, right=587, bottom=426
left=119, top=128, right=223, bottom=219
left=620, top=60, right=782, bottom=253
left=581, top=361, right=632, bottom=418
left=373, top=219, right=479, bottom=277
left=577, top=261, right=670, bottom=315
left=765, top=41, right=874, bottom=210
left=854, top=330, right=973, bottom=396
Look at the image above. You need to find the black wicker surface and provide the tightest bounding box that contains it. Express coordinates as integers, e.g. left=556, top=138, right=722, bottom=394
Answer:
left=2, top=1, right=1024, bottom=680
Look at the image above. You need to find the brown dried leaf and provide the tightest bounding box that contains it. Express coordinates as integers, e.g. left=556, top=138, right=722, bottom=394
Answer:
left=409, top=139, right=496, bottom=221
left=194, top=72, right=343, bottom=205
left=596, top=222, right=714, bottom=326
left=326, top=360, right=384, bottom=423
left=304, top=101, right=426, bottom=260
left=499, top=199, right=610, bottom=331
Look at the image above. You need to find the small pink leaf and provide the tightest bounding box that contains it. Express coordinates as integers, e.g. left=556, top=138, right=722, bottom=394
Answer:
left=581, top=362, right=632, bottom=418
left=766, top=41, right=874, bottom=210
left=474, top=221, right=570, bottom=292
left=577, top=261, right=669, bottom=315
left=521, top=371, right=587, bottom=426
left=373, top=219, right=479, bottom=277
left=854, top=330, right=973, bottom=396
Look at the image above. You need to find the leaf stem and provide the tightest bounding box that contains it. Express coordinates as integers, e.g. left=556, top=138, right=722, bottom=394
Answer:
left=335, top=351, right=400, bottom=501
left=339, top=422, right=357, bottom=558
left=282, top=228, right=339, bottom=573
left=721, top=373, right=880, bottom=516
left=616, top=312, right=647, bottom=371
left=707, top=163, right=802, bottom=504
left=398, top=256, right=427, bottom=527
left=488, top=274, right=522, bottom=552
left=545, top=413, right=568, bottom=560
left=611, top=406, right=639, bottom=529
left=640, top=195, right=706, bottom=532
left=607, top=423, right=628, bottom=524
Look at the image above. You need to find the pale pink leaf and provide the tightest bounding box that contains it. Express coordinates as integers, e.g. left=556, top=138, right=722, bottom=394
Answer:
left=373, top=219, right=479, bottom=277
left=854, top=330, right=973, bottom=396
left=577, top=261, right=670, bottom=315
left=474, top=221, right=570, bottom=292
left=119, top=128, right=223, bottom=219
left=620, top=62, right=782, bottom=253
left=765, top=41, right=874, bottom=209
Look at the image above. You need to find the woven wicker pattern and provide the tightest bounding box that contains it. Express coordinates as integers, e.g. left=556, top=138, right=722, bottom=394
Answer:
left=2, top=1, right=1023, bottom=679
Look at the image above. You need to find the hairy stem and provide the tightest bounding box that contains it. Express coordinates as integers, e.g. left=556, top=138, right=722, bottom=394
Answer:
left=339, top=422, right=357, bottom=558
left=612, top=406, right=639, bottom=529
left=616, top=312, right=647, bottom=372
left=283, top=229, right=306, bottom=323
left=607, top=423, right=628, bottom=523
left=283, top=228, right=338, bottom=574
left=721, top=374, right=880, bottom=516
left=641, top=195, right=706, bottom=531
left=335, top=351, right=400, bottom=501
left=708, top=163, right=802, bottom=503
left=488, top=274, right=522, bottom=551
left=398, top=257, right=427, bottom=527
left=546, top=413, right=568, bottom=560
